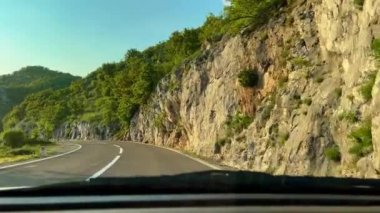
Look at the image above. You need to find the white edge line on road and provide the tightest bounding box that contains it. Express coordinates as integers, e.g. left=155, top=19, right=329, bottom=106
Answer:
left=113, top=144, right=123, bottom=154
left=0, top=144, right=82, bottom=171
left=129, top=142, right=221, bottom=170
left=86, top=155, right=120, bottom=181
left=0, top=186, right=32, bottom=191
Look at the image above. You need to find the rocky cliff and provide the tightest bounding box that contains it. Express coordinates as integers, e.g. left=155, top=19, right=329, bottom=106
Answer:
left=128, top=0, right=380, bottom=178
left=53, top=122, right=118, bottom=141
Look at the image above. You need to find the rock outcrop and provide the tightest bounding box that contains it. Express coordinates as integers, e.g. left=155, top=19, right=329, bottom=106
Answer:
left=54, top=122, right=118, bottom=141
left=128, top=0, right=380, bottom=177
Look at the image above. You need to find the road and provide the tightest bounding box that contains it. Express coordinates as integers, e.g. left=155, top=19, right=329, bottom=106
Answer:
left=0, top=142, right=215, bottom=188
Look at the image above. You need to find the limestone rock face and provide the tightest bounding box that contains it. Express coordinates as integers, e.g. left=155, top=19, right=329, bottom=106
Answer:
left=128, top=0, right=380, bottom=177
left=54, top=122, right=118, bottom=141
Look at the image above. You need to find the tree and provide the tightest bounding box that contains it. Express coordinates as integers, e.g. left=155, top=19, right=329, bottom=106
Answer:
left=2, top=130, right=26, bottom=148
left=224, top=0, right=286, bottom=34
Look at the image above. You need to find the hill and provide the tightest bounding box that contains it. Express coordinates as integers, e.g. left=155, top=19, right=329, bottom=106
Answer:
left=0, top=66, right=80, bottom=129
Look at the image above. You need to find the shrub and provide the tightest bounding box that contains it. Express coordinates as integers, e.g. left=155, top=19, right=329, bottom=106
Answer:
left=27, top=138, right=53, bottom=146
left=261, top=95, right=276, bottom=121
left=278, top=75, right=289, bottom=88
left=353, top=0, right=364, bottom=9
left=338, top=111, right=359, bottom=123
left=315, top=76, right=324, bottom=83
left=2, top=130, right=26, bottom=148
left=303, top=98, right=312, bottom=106
left=372, top=38, right=380, bottom=59
left=238, top=69, right=260, bottom=88
left=325, top=145, right=341, bottom=162
left=153, top=112, right=166, bottom=129
left=214, top=138, right=231, bottom=154
left=334, top=88, right=343, bottom=98
left=347, top=94, right=355, bottom=102
left=349, top=120, right=373, bottom=157
left=278, top=132, right=289, bottom=145
left=360, top=71, right=377, bottom=102
left=9, top=146, right=37, bottom=156
left=291, top=57, right=311, bottom=67
left=225, top=113, right=253, bottom=136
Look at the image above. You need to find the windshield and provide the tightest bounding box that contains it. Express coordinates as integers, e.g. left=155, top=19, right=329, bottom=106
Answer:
left=0, top=0, right=379, bottom=189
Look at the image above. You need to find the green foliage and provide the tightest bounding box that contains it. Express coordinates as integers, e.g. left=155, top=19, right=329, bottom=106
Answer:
left=291, top=57, right=311, bottom=67
left=338, top=111, right=359, bottom=123
left=278, top=132, right=289, bottom=145
left=372, top=39, right=380, bottom=59
left=0, top=66, right=79, bottom=130
left=225, top=113, right=253, bottom=136
left=303, top=98, right=312, bottom=106
left=349, top=120, right=373, bottom=157
left=359, top=71, right=377, bottom=102
left=238, top=69, right=260, bottom=87
left=1, top=130, right=26, bottom=148
left=324, top=145, right=341, bottom=162
left=9, top=146, right=37, bottom=156
left=224, top=0, right=286, bottom=34
left=278, top=75, right=289, bottom=88
left=199, top=14, right=226, bottom=43
left=153, top=112, right=167, bottom=129
left=279, top=46, right=291, bottom=66
left=315, top=76, right=324, bottom=83
left=347, top=94, right=355, bottom=102
left=214, top=138, right=231, bottom=154
left=353, top=0, right=365, bottom=9
left=334, top=87, right=343, bottom=98
left=261, top=95, right=276, bottom=121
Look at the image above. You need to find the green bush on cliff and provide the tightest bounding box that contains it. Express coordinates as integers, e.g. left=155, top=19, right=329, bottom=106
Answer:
left=359, top=71, right=377, bottom=102
left=353, top=0, right=365, bottom=9
left=225, top=113, right=253, bottom=136
left=372, top=38, right=380, bottom=59
left=238, top=69, right=260, bottom=87
left=325, top=145, right=341, bottom=162
left=349, top=120, right=373, bottom=157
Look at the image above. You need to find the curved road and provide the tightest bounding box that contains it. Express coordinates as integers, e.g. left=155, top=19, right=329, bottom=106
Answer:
left=0, top=142, right=215, bottom=188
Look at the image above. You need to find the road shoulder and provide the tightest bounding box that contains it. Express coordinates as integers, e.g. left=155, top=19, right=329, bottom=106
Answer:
left=0, top=143, right=81, bottom=169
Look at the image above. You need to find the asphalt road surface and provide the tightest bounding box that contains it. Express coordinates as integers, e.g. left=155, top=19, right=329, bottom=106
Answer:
left=0, top=142, right=215, bottom=188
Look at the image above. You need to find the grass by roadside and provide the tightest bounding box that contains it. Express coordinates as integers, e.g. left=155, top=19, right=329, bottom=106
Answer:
left=0, top=144, right=57, bottom=165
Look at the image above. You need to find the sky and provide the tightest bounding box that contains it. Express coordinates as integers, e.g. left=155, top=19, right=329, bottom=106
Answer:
left=0, top=0, right=225, bottom=76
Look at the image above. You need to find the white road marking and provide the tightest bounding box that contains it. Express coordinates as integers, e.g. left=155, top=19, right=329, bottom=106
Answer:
left=129, top=142, right=221, bottom=170
left=0, top=186, right=32, bottom=191
left=23, top=165, right=38, bottom=169
left=86, top=155, right=121, bottom=181
left=113, top=144, right=123, bottom=154
left=0, top=144, right=82, bottom=171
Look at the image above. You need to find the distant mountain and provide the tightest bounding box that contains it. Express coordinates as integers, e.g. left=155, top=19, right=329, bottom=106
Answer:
left=0, top=66, right=80, bottom=129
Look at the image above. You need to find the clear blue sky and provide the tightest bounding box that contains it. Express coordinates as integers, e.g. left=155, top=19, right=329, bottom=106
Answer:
left=0, top=0, right=225, bottom=76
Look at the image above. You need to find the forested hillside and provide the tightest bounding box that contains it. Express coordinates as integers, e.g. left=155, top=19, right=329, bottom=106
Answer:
left=2, top=0, right=287, bottom=139
left=0, top=66, right=80, bottom=130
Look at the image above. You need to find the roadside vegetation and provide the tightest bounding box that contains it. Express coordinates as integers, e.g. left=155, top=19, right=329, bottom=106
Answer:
left=0, top=130, right=54, bottom=164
